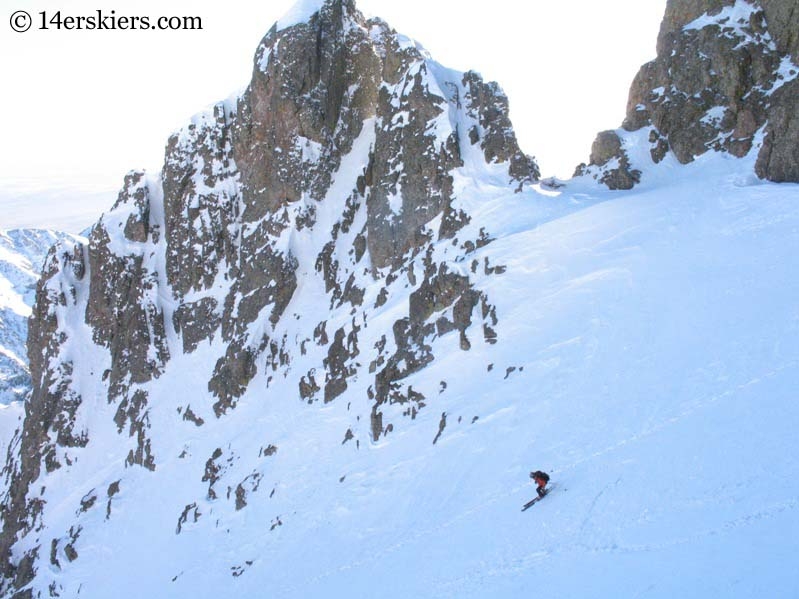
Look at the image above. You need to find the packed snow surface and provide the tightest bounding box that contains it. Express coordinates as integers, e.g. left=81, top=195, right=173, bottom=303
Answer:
left=18, top=148, right=799, bottom=598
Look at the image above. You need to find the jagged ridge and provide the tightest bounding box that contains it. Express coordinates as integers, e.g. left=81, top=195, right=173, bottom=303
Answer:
left=0, top=0, right=538, bottom=593
left=0, top=230, right=81, bottom=405
left=577, top=0, right=799, bottom=188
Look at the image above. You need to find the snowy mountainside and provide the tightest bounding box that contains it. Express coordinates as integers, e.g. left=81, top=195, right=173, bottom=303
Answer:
left=1, top=0, right=539, bottom=593
left=2, top=0, right=799, bottom=597
left=0, top=230, right=78, bottom=520
left=0, top=230, right=82, bottom=405
left=8, top=151, right=799, bottom=599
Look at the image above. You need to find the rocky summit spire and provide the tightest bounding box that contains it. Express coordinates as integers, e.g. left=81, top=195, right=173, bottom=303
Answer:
left=577, top=0, right=799, bottom=188
left=272, top=0, right=338, bottom=31
left=0, top=0, right=537, bottom=593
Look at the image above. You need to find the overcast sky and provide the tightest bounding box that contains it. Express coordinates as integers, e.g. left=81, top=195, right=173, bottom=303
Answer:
left=1, top=0, right=666, bottom=230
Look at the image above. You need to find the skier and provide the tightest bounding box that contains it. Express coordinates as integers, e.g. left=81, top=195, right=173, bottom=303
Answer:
left=530, top=470, right=550, bottom=498
left=521, top=470, right=551, bottom=511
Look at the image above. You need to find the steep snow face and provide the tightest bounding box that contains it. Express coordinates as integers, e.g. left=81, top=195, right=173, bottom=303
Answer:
left=0, top=229, right=82, bottom=405
left=8, top=148, right=799, bottom=599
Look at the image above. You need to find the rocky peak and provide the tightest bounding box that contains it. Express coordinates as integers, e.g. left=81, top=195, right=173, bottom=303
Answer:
left=577, top=0, right=799, bottom=188
left=0, top=0, right=537, bottom=592
left=656, top=0, right=736, bottom=52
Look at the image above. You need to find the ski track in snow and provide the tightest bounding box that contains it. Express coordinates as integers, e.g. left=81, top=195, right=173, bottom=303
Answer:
left=564, top=358, right=799, bottom=472
left=5, top=118, right=799, bottom=597
left=242, top=162, right=799, bottom=595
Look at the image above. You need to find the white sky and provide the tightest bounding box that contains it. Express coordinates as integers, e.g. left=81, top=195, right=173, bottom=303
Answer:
left=0, top=0, right=666, bottom=231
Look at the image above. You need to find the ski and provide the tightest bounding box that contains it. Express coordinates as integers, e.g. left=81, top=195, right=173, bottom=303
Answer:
left=521, top=496, right=541, bottom=511
left=521, top=483, right=555, bottom=511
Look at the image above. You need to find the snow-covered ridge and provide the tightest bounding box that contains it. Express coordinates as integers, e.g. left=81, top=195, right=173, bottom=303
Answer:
left=276, top=0, right=328, bottom=31
left=0, top=229, right=83, bottom=405
left=0, top=229, right=79, bottom=520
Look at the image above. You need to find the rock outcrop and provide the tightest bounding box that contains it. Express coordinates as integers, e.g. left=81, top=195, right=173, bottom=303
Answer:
left=0, top=0, right=536, bottom=594
left=577, top=0, right=799, bottom=187
left=0, top=230, right=79, bottom=406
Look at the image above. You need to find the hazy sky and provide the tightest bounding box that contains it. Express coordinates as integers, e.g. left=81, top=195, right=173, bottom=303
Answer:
left=1, top=0, right=666, bottom=221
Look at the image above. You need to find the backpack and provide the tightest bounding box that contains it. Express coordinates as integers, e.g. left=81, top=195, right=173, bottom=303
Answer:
left=530, top=470, right=549, bottom=483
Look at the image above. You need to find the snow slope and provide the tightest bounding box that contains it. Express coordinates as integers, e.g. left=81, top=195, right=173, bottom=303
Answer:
left=21, top=150, right=799, bottom=598
left=5, top=0, right=799, bottom=594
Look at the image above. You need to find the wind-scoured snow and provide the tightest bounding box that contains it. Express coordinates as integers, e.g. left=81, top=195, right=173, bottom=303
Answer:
left=18, top=147, right=799, bottom=598
left=683, top=1, right=760, bottom=36
left=769, top=54, right=799, bottom=94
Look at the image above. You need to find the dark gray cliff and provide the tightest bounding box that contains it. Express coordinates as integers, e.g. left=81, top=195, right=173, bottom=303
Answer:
left=577, top=0, right=799, bottom=188
left=0, top=1, right=537, bottom=594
